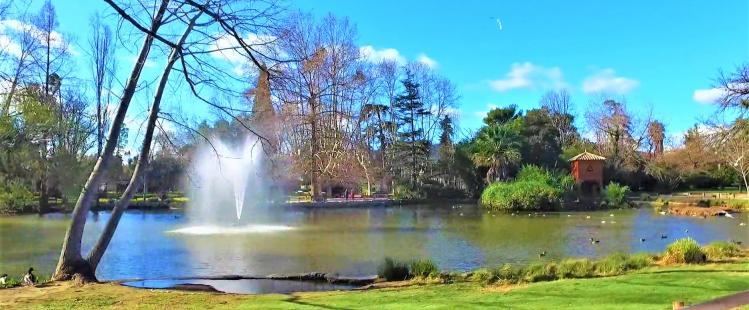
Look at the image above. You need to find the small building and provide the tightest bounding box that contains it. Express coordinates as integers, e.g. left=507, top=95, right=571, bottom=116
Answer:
left=569, top=151, right=606, bottom=195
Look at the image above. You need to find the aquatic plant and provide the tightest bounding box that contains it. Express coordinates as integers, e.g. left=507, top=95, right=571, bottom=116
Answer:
left=378, top=257, right=410, bottom=281
left=703, top=241, right=743, bottom=261
left=410, top=259, right=439, bottom=278
left=663, top=238, right=706, bottom=264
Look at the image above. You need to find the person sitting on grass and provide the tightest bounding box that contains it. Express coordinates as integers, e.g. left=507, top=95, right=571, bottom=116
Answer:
left=23, top=268, right=36, bottom=286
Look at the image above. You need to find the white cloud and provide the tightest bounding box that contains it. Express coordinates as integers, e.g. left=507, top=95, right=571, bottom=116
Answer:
left=0, top=19, right=78, bottom=56
left=211, top=33, right=276, bottom=76
left=417, top=53, right=437, bottom=69
left=0, top=34, right=20, bottom=57
left=582, top=69, right=639, bottom=95
left=489, top=62, right=566, bottom=92
left=693, top=87, right=726, bottom=104
left=359, top=45, right=406, bottom=65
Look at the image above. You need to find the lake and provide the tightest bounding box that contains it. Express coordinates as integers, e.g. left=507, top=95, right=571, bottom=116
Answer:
left=0, top=204, right=747, bottom=281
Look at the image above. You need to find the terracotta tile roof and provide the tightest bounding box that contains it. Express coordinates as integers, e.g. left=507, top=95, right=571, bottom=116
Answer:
left=569, top=151, right=606, bottom=161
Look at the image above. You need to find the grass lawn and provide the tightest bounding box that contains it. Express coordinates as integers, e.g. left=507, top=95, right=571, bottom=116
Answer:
left=2, top=261, right=748, bottom=309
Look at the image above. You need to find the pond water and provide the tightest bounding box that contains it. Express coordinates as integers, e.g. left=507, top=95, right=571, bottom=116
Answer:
left=0, top=204, right=747, bottom=281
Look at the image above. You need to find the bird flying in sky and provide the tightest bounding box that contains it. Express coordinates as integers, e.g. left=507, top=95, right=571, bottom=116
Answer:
left=490, top=17, right=503, bottom=31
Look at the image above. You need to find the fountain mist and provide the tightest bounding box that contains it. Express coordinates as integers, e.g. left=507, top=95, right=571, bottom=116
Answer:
left=187, top=135, right=268, bottom=223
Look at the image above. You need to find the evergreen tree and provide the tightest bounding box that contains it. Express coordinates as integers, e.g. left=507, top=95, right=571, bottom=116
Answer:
left=393, top=71, right=431, bottom=187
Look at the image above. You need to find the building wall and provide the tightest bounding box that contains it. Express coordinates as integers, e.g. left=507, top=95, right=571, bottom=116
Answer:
left=571, top=160, right=603, bottom=186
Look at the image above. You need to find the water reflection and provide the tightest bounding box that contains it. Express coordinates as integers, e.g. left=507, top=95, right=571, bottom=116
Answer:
left=0, top=205, right=746, bottom=281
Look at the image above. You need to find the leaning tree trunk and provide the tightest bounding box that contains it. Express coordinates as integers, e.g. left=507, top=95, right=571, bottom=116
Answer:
left=86, top=13, right=200, bottom=272
left=52, top=0, right=169, bottom=282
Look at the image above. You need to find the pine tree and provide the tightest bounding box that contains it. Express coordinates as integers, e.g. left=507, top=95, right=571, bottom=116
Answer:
left=393, top=71, right=430, bottom=187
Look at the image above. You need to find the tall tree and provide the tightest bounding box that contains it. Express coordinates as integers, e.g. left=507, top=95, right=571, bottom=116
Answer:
left=89, top=13, right=116, bottom=156
left=540, top=89, right=575, bottom=146
left=393, top=70, right=430, bottom=187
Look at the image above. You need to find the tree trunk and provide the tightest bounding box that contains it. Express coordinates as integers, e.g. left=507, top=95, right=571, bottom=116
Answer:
left=86, top=12, right=200, bottom=271
left=52, top=0, right=169, bottom=282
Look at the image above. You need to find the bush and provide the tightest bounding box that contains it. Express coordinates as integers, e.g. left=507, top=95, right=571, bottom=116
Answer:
left=523, top=262, right=558, bottom=282
left=469, top=268, right=494, bottom=284
left=516, top=165, right=553, bottom=183
left=0, top=178, right=35, bottom=214
left=624, top=253, right=653, bottom=270
left=481, top=181, right=561, bottom=211
left=703, top=242, right=743, bottom=261
left=392, top=183, right=423, bottom=200
left=410, top=259, right=439, bottom=278
left=494, top=264, right=524, bottom=284
left=558, top=259, right=595, bottom=278
left=663, top=238, right=706, bottom=264
left=378, top=257, right=410, bottom=281
left=603, top=182, right=631, bottom=207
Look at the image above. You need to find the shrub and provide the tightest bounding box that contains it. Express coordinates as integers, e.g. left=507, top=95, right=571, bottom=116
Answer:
left=522, top=262, right=558, bottom=282
left=469, top=268, right=494, bottom=284
left=480, top=181, right=561, bottom=211
left=494, top=264, right=523, bottom=284
left=377, top=257, right=410, bottom=281
left=594, top=253, right=629, bottom=276
left=703, top=242, right=743, bottom=261
left=516, top=165, right=553, bottom=183
left=663, top=238, right=706, bottom=264
left=393, top=183, right=423, bottom=200
left=624, top=253, right=653, bottom=270
left=558, top=259, right=596, bottom=278
left=603, top=182, right=631, bottom=207
left=410, top=259, right=439, bottom=278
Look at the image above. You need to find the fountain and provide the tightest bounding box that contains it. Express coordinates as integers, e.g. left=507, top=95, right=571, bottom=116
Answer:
left=169, top=134, right=292, bottom=235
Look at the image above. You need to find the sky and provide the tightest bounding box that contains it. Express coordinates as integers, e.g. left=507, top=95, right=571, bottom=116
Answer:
left=15, top=0, right=749, bottom=147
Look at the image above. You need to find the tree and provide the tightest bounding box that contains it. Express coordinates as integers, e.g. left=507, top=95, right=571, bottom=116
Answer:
left=716, top=119, right=749, bottom=195
left=484, top=104, right=520, bottom=126
left=438, top=115, right=454, bottom=163
left=89, top=13, right=116, bottom=157
left=471, top=124, right=522, bottom=183
left=540, top=89, right=576, bottom=146
left=393, top=70, right=430, bottom=187
left=520, top=109, right=563, bottom=169
left=716, top=64, right=749, bottom=111
left=646, top=120, right=665, bottom=157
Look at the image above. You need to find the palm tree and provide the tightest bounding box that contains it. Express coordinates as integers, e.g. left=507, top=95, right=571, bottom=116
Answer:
left=471, top=124, right=522, bottom=183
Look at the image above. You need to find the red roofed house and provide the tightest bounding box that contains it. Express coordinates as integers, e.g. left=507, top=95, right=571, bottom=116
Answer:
left=569, top=151, right=606, bottom=195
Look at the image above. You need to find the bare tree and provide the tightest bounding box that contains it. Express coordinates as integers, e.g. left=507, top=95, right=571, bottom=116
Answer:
left=716, top=64, right=749, bottom=112
left=1, top=13, right=41, bottom=115
left=54, top=0, right=284, bottom=281
left=540, top=89, right=575, bottom=146
left=89, top=13, right=116, bottom=156
left=714, top=119, right=749, bottom=195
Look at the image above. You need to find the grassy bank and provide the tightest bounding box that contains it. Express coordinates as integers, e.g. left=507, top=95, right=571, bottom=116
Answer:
left=1, top=261, right=748, bottom=309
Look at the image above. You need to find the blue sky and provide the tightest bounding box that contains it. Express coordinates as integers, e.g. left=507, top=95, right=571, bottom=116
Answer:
left=44, top=0, right=749, bottom=144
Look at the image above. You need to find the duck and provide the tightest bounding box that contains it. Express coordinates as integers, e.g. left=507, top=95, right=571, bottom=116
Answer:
left=23, top=267, right=35, bottom=286
left=0, top=274, right=7, bottom=285
left=590, top=237, right=600, bottom=244
left=661, top=234, right=668, bottom=239
left=539, top=251, right=547, bottom=258
left=731, top=240, right=743, bottom=245
left=640, top=238, right=646, bottom=242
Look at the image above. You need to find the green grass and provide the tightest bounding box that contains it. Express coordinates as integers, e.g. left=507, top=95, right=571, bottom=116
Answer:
left=2, top=262, right=748, bottom=309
